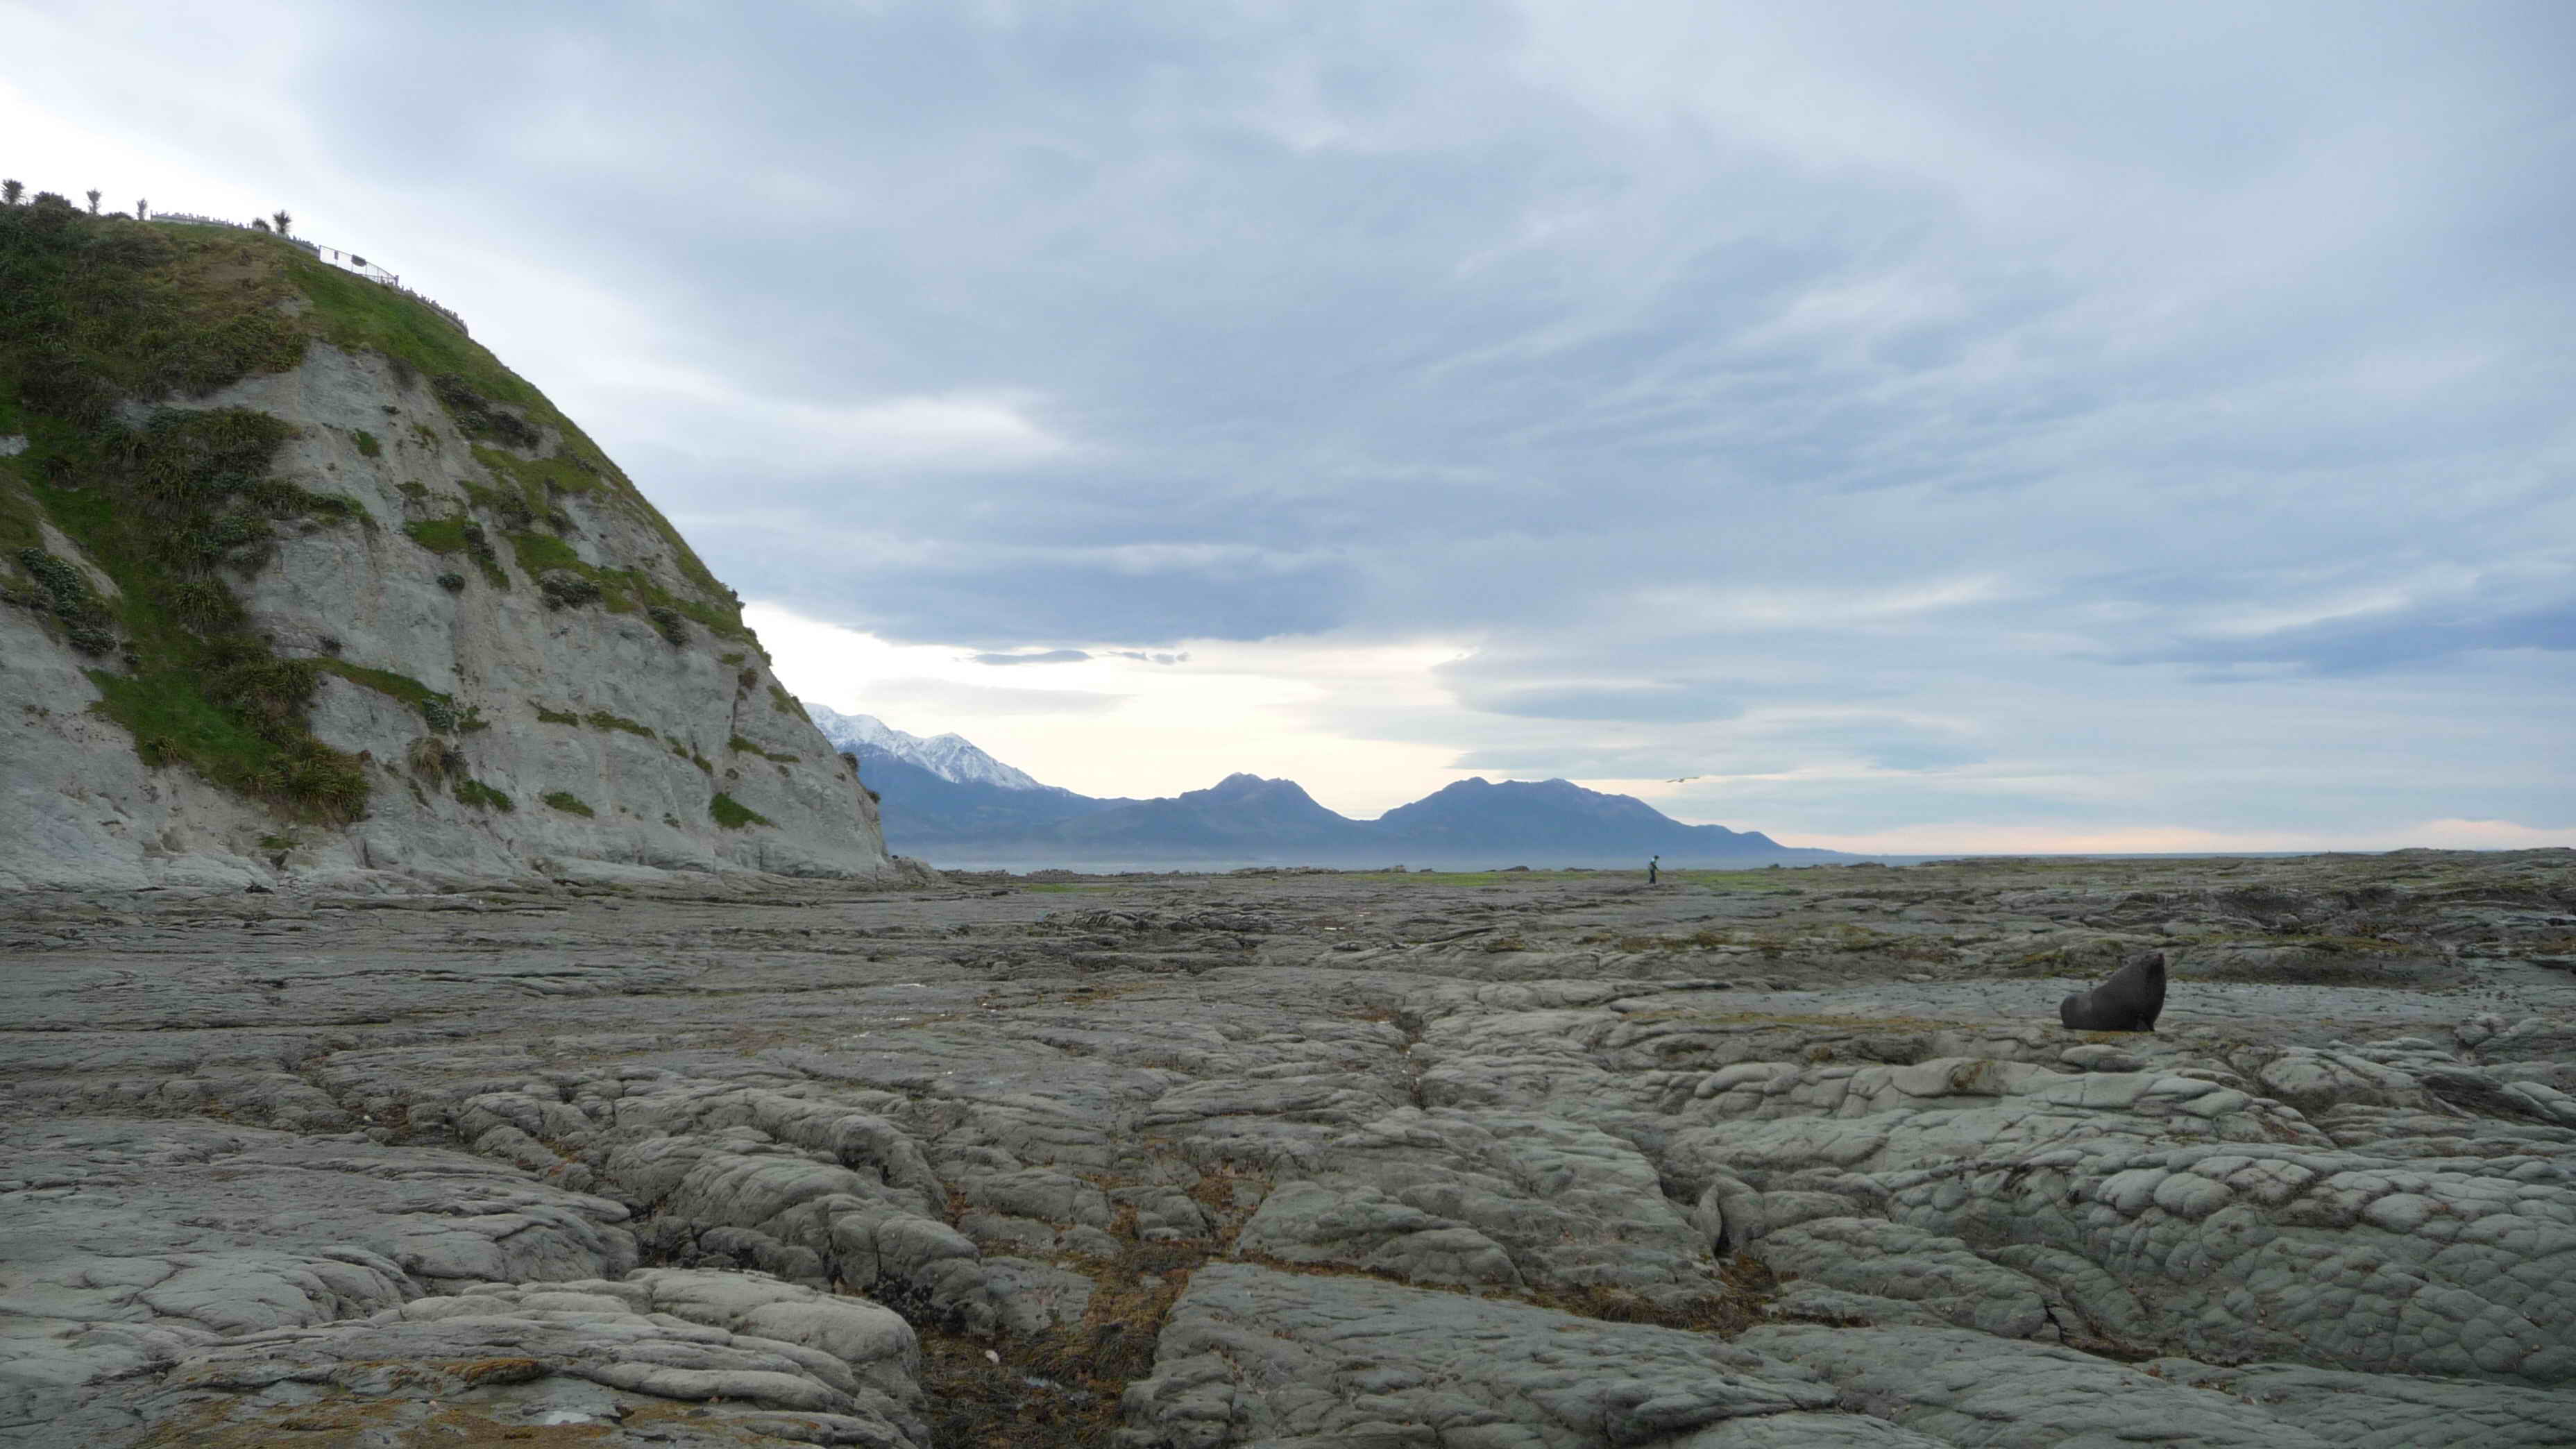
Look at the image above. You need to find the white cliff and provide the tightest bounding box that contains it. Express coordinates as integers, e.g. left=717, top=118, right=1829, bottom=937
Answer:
left=0, top=210, right=905, bottom=890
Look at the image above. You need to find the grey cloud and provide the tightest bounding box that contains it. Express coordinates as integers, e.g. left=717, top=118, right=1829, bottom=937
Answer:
left=970, top=649, right=1092, bottom=666
left=1432, top=643, right=1899, bottom=712
left=1459, top=681, right=1746, bottom=724
left=1707, top=767, right=2576, bottom=839
left=849, top=552, right=1352, bottom=648
left=654, top=482, right=1357, bottom=649
left=1445, top=713, right=1978, bottom=780
left=1698, top=778, right=2126, bottom=835
left=2112, top=595, right=2576, bottom=677
left=53, top=0, right=2566, bottom=840
left=1772, top=718, right=1987, bottom=774
left=489, top=0, right=2574, bottom=666
left=1450, top=745, right=1798, bottom=779
left=860, top=677, right=1126, bottom=717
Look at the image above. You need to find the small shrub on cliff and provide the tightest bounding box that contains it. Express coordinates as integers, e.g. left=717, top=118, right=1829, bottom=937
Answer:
left=538, top=569, right=601, bottom=610
left=167, top=577, right=245, bottom=633
left=436, top=570, right=466, bottom=593
left=17, top=548, right=93, bottom=611
left=647, top=604, right=687, bottom=645
left=541, top=790, right=595, bottom=817
left=407, top=736, right=464, bottom=779
left=403, top=517, right=468, bottom=552
left=452, top=777, right=514, bottom=812
left=403, top=515, right=507, bottom=587
left=11, top=547, right=116, bottom=653
left=484, top=487, right=537, bottom=533
left=725, top=736, right=799, bottom=765
left=708, top=792, right=772, bottom=829
left=430, top=373, right=540, bottom=450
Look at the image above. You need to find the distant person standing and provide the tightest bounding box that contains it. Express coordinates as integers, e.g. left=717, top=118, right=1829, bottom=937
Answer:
left=1647, top=854, right=1660, bottom=886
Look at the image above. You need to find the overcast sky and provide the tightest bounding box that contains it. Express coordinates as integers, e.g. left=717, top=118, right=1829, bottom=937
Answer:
left=10, top=1, right=2572, bottom=851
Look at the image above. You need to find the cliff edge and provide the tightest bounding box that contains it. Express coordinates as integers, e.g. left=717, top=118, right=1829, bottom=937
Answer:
left=0, top=197, right=904, bottom=889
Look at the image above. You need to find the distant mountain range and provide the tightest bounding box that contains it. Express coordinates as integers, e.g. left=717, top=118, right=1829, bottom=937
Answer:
left=805, top=706, right=1048, bottom=790
left=806, top=706, right=1841, bottom=867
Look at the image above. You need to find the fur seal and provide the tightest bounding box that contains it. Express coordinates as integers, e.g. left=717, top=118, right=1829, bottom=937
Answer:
left=2059, top=949, right=2166, bottom=1032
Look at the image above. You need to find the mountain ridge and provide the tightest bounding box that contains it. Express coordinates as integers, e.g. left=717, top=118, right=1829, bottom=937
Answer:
left=808, top=705, right=1046, bottom=791
left=801, top=703, right=1839, bottom=865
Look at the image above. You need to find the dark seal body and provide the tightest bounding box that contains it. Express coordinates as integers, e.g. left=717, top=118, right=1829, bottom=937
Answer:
left=2060, top=950, right=2167, bottom=1032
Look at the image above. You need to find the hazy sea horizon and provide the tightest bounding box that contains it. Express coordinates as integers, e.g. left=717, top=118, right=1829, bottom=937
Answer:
left=903, top=850, right=2350, bottom=876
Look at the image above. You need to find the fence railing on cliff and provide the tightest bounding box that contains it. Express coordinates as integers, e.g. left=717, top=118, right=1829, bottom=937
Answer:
left=147, top=212, right=470, bottom=337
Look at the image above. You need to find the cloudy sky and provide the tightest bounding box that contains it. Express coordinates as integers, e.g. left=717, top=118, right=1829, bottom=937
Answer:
left=10, top=1, right=2572, bottom=851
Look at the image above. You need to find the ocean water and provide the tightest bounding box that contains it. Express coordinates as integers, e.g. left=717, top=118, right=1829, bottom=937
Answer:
left=905, top=851, right=2336, bottom=876
left=907, top=854, right=1873, bottom=876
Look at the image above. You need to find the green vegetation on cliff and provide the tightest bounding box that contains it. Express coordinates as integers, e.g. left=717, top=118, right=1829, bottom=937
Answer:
left=0, top=199, right=761, bottom=825
left=52, top=409, right=375, bottom=820
left=0, top=201, right=303, bottom=428
left=709, top=792, right=774, bottom=829
left=729, top=735, right=800, bottom=763
left=307, top=262, right=745, bottom=630
left=500, top=522, right=742, bottom=639
left=0, top=202, right=375, bottom=820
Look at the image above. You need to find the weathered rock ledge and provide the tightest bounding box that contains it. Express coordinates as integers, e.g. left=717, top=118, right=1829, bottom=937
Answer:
left=3, top=848, right=2572, bottom=1445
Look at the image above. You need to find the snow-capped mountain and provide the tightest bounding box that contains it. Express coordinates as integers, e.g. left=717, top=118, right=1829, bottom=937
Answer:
left=804, top=704, right=1049, bottom=791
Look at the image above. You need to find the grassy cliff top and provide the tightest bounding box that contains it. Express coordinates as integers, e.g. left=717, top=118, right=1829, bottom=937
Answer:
left=0, top=200, right=733, bottom=605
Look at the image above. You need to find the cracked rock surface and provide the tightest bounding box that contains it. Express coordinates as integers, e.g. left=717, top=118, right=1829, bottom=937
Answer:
left=3, top=848, right=2573, bottom=1445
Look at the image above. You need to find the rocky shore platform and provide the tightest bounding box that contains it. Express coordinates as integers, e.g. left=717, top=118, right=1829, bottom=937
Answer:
left=5, top=848, right=2573, bottom=1446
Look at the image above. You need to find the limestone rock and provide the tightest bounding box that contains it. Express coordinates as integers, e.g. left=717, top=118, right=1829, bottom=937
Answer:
left=0, top=212, right=903, bottom=890
left=74, top=1273, right=926, bottom=1448
left=1230, top=1106, right=1714, bottom=1292
left=1116, top=1262, right=1836, bottom=1447
left=1739, top=1325, right=2339, bottom=1448
left=6, top=846, right=2575, bottom=1444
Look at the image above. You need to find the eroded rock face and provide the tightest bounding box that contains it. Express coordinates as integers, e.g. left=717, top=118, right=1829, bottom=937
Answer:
left=3, top=848, right=2574, bottom=1446
left=2, top=339, right=904, bottom=892
left=61, top=1271, right=926, bottom=1447
left=1119, top=1262, right=1838, bottom=1445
